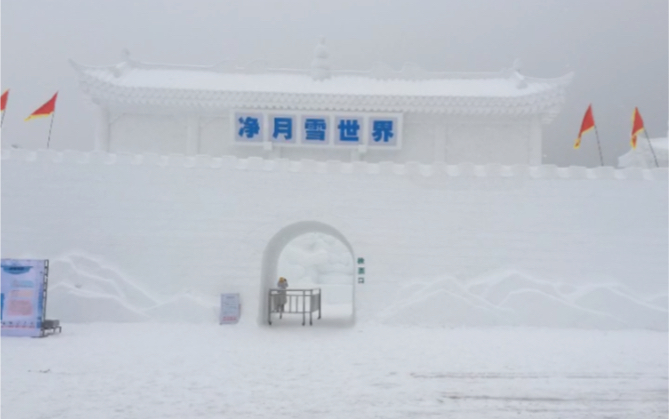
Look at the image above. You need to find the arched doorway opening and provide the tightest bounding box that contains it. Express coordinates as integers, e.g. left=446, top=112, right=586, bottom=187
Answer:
left=258, top=221, right=355, bottom=326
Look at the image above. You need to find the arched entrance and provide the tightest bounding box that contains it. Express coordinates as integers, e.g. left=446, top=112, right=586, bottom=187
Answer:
left=258, top=221, right=355, bottom=325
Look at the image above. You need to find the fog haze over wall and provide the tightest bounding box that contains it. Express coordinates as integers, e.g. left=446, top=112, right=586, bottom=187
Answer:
left=2, top=0, right=667, bottom=167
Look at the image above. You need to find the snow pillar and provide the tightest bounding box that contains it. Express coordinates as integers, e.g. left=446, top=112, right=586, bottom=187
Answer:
left=434, top=123, right=446, bottom=163
left=262, top=142, right=282, bottom=159
left=351, top=145, right=366, bottom=162
left=529, top=117, right=542, bottom=165
left=94, top=105, right=110, bottom=152
left=186, top=116, right=200, bottom=155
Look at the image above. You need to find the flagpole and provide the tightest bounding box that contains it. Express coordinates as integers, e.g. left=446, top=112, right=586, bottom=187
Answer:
left=1, top=110, right=5, bottom=128
left=642, top=129, right=659, bottom=168
left=46, top=111, right=55, bottom=149
left=593, top=124, right=604, bottom=166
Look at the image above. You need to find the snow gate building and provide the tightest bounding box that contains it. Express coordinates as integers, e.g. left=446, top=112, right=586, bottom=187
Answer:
left=2, top=42, right=666, bottom=330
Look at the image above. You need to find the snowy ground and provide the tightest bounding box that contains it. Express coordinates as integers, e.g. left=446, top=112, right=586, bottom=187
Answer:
left=2, top=323, right=667, bottom=419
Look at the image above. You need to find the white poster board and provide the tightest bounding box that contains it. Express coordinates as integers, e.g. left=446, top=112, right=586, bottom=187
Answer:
left=219, top=293, right=240, bottom=324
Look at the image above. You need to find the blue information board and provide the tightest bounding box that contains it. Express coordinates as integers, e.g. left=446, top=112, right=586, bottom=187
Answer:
left=1, top=259, right=48, bottom=337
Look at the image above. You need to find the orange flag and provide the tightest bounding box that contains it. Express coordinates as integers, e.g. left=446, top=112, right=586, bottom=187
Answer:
left=630, top=107, right=645, bottom=149
left=1, top=90, right=8, bottom=112
left=574, top=105, right=595, bottom=149
left=25, top=92, right=58, bottom=121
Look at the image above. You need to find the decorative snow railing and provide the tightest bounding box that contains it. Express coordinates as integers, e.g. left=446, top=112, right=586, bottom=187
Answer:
left=268, top=288, right=322, bottom=326
left=2, top=148, right=667, bottom=181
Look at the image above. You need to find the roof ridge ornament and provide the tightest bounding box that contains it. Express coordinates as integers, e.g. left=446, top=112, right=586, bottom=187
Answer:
left=112, top=62, right=129, bottom=78
left=121, top=49, right=140, bottom=68
left=110, top=48, right=137, bottom=78
left=311, top=37, right=331, bottom=81
left=511, top=58, right=527, bottom=89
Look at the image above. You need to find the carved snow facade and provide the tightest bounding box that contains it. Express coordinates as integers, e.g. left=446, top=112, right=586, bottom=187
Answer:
left=70, top=43, right=572, bottom=165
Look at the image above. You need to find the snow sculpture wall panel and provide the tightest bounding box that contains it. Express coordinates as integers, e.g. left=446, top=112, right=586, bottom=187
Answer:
left=447, top=122, right=531, bottom=165
left=394, top=121, right=435, bottom=163
left=199, top=116, right=230, bottom=157
left=2, top=152, right=666, bottom=329
left=106, top=113, right=539, bottom=165
left=110, top=114, right=186, bottom=155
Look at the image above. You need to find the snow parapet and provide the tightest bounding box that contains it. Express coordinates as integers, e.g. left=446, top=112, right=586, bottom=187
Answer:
left=3, top=148, right=667, bottom=181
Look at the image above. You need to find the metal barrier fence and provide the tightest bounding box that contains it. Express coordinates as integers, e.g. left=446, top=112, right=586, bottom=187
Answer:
left=268, top=288, right=321, bottom=326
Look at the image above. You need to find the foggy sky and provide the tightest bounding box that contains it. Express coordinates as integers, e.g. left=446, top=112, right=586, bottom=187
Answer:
left=2, top=0, right=667, bottom=167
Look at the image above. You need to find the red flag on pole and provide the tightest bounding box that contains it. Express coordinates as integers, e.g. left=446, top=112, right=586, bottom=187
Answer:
left=1, top=90, right=8, bottom=112
left=574, top=105, right=595, bottom=149
left=630, top=107, right=645, bottom=149
left=25, top=92, right=58, bottom=121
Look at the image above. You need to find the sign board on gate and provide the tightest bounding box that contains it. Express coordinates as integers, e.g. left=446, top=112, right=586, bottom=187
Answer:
left=1, top=259, right=48, bottom=337
left=219, top=293, right=240, bottom=324
left=233, top=111, right=402, bottom=150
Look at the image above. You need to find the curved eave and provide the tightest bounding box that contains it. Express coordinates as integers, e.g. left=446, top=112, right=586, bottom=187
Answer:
left=72, top=63, right=571, bottom=124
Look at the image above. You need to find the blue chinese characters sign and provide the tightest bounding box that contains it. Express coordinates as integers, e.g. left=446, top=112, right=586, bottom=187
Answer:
left=368, top=116, right=398, bottom=147
left=1, top=259, right=48, bottom=337
left=334, top=116, right=364, bottom=145
left=269, top=114, right=297, bottom=144
left=302, top=115, right=330, bottom=145
left=234, top=111, right=401, bottom=149
left=235, top=112, right=264, bottom=143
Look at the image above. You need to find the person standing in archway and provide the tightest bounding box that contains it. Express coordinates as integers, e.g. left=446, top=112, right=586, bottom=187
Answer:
left=277, top=277, right=288, bottom=314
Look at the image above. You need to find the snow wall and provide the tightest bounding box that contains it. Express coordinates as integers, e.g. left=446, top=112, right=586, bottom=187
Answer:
left=107, top=113, right=543, bottom=166
left=2, top=149, right=667, bottom=330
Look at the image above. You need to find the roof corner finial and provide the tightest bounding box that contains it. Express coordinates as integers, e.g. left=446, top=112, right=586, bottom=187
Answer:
left=311, top=37, right=331, bottom=81
left=121, top=48, right=140, bottom=69
left=111, top=49, right=133, bottom=78
left=511, top=58, right=527, bottom=89
left=69, top=58, right=84, bottom=74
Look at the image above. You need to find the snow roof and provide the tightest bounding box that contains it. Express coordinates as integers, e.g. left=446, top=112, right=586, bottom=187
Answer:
left=70, top=49, right=572, bottom=122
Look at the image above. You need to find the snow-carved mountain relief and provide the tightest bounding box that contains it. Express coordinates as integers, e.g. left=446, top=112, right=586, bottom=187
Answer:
left=376, top=270, right=667, bottom=331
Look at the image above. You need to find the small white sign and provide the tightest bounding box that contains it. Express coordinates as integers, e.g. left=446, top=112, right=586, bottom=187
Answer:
left=219, top=293, right=240, bottom=324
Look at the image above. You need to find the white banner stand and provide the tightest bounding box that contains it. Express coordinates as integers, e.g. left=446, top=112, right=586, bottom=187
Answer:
left=219, top=293, right=240, bottom=324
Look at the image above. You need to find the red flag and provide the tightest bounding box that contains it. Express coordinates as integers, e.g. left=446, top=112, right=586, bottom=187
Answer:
left=1, top=90, right=8, bottom=112
left=630, top=107, right=645, bottom=149
left=25, top=92, right=58, bottom=121
left=574, top=105, right=595, bottom=149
